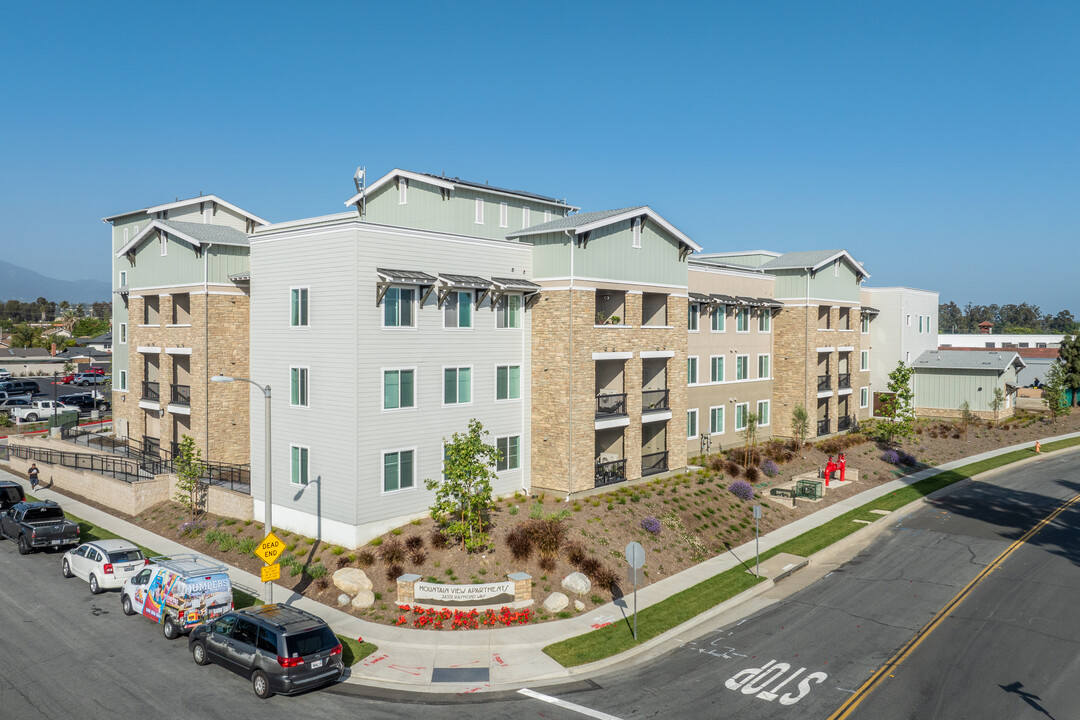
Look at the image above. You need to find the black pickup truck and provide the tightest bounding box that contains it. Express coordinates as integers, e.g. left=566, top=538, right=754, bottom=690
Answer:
left=0, top=501, right=80, bottom=554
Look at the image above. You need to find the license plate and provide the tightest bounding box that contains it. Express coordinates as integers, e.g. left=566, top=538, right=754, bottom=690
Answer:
left=51, top=539, right=64, bottom=545
left=311, top=659, right=324, bottom=669
left=124, top=565, right=136, bottom=572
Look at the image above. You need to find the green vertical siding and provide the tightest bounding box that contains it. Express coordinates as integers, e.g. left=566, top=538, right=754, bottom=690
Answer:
left=526, top=220, right=688, bottom=286
left=915, top=369, right=1001, bottom=411
left=207, top=244, right=251, bottom=282
left=770, top=263, right=862, bottom=302
left=772, top=270, right=808, bottom=299
left=129, top=232, right=206, bottom=288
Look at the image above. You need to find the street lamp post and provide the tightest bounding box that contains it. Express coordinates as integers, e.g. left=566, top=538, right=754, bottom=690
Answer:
left=211, top=374, right=273, bottom=603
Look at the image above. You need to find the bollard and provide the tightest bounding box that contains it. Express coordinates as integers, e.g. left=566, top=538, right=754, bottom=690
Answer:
left=1035, top=441, right=1042, bottom=454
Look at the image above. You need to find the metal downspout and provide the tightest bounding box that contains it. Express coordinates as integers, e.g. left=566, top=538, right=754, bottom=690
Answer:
left=566, top=230, right=575, bottom=499
left=204, top=242, right=212, bottom=457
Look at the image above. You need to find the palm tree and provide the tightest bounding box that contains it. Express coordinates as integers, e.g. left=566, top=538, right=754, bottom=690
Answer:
left=10, top=324, right=43, bottom=348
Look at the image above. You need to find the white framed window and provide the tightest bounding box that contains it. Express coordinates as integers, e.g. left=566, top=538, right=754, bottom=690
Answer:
left=290, top=444, right=310, bottom=486
left=711, top=305, right=726, bottom=332
left=757, top=353, right=770, bottom=379
left=123, top=228, right=129, bottom=242
left=119, top=270, right=127, bottom=287
left=496, top=436, right=520, bottom=471
left=496, top=294, right=521, bottom=328
left=757, top=400, right=770, bottom=427
left=496, top=365, right=521, bottom=400
left=736, top=308, right=749, bottom=333
left=758, top=310, right=771, bottom=332
left=119, top=323, right=127, bottom=344
left=861, top=350, right=870, bottom=371
left=204, top=205, right=211, bottom=223
left=444, top=366, right=472, bottom=405
left=383, top=368, right=415, bottom=410
left=632, top=217, right=642, bottom=249
left=290, top=287, right=309, bottom=327
left=925, top=315, right=931, bottom=333
left=905, top=350, right=911, bottom=363
left=688, top=303, right=700, bottom=332
left=398, top=177, right=408, bottom=204
left=735, top=403, right=749, bottom=431
left=687, top=409, right=698, bottom=439
left=834, top=259, right=840, bottom=277
left=160, top=234, right=167, bottom=256
left=522, top=207, right=530, bottom=229
left=687, top=356, right=699, bottom=385
left=383, top=287, right=414, bottom=328
left=918, top=316, right=923, bottom=333
left=709, top=405, right=725, bottom=435
left=475, top=198, right=484, bottom=224
left=906, top=314, right=912, bottom=326
left=499, top=202, right=508, bottom=228
left=544, top=209, right=551, bottom=222
left=710, top=355, right=724, bottom=383
left=118, top=369, right=127, bottom=391
left=290, top=366, right=309, bottom=407
left=383, top=449, right=415, bottom=492
left=736, top=354, right=749, bottom=380
left=443, top=290, right=473, bottom=329
left=861, top=314, right=870, bottom=333
left=860, top=386, right=869, bottom=408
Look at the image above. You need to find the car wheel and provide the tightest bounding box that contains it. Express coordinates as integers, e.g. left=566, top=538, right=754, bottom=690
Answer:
left=80, top=381, right=88, bottom=386
left=18, top=535, right=30, bottom=555
left=26, top=413, right=37, bottom=422
left=252, top=670, right=273, bottom=699
left=89, top=574, right=101, bottom=594
left=122, top=594, right=135, bottom=616
left=192, top=641, right=210, bottom=666
left=62, top=559, right=73, bottom=578
left=163, top=615, right=179, bottom=640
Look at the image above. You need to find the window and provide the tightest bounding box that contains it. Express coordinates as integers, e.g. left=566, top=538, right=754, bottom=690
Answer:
left=860, top=350, right=869, bottom=371
left=711, top=305, right=726, bottom=332
left=736, top=355, right=749, bottom=380
left=383, top=369, right=414, bottom=409
left=687, top=356, right=699, bottom=385
left=290, top=288, right=309, bottom=327
left=544, top=209, right=551, bottom=222
left=475, top=198, right=484, bottom=224
left=444, top=367, right=472, bottom=404
left=496, top=294, right=521, bottom=329
left=290, top=445, right=309, bottom=486
left=687, top=409, right=698, bottom=439
left=757, top=354, right=770, bottom=379
left=919, top=316, right=923, bottom=333
left=905, top=350, right=911, bottom=363
left=398, top=177, right=408, bottom=204
left=118, top=370, right=127, bottom=391
left=444, top=291, right=473, bottom=329
left=757, top=400, right=770, bottom=426
left=172, top=293, right=190, bottom=325
left=144, top=296, right=159, bottom=325
left=710, top=355, right=724, bottom=383
left=522, top=207, right=530, bottom=229
left=736, top=308, right=749, bottom=333
left=499, top=202, right=508, bottom=228
left=497, top=436, right=520, bottom=471
left=906, top=314, right=911, bottom=326
left=119, top=270, right=127, bottom=287
left=290, top=367, right=309, bottom=407
left=758, top=310, right=771, bottom=332
left=383, top=287, right=414, bottom=328
left=861, top=314, right=870, bottom=333
left=123, top=228, right=129, bottom=242
left=496, top=365, right=520, bottom=400
left=834, top=259, right=840, bottom=277
left=735, top=403, right=749, bottom=431
left=860, top=386, right=869, bottom=408
left=925, top=316, right=931, bottom=333
left=710, top=406, right=724, bottom=435
left=688, top=303, right=700, bottom=331
left=119, top=323, right=127, bottom=344
left=257, top=627, right=279, bottom=655
left=383, top=449, right=414, bottom=492
left=160, top=234, right=167, bottom=256
left=632, top=217, right=642, bottom=249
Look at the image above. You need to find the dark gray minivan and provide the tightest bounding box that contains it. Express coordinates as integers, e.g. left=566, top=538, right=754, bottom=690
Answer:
left=188, top=604, right=344, bottom=698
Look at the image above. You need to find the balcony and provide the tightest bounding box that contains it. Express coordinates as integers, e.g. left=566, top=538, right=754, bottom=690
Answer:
left=837, top=415, right=852, bottom=432
left=838, top=373, right=851, bottom=390
left=642, top=451, right=669, bottom=477
left=170, top=384, right=191, bottom=405
left=642, top=389, right=670, bottom=413
left=817, top=418, right=831, bottom=436
left=142, top=381, right=160, bottom=402
left=595, top=458, right=627, bottom=488
left=817, top=375, right=831, bottom=392
left=596, top=392, right=628, bottom=418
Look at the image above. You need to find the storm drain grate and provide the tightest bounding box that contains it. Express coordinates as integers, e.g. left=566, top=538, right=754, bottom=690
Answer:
left=431, top=667, right=490, bottom=683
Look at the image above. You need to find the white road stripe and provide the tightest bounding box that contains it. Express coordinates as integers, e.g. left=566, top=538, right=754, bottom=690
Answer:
left=518, top=688, right=623, bottom=720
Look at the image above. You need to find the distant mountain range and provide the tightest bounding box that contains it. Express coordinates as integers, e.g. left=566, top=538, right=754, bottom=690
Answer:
left=0, top=260, right=110, bottom=304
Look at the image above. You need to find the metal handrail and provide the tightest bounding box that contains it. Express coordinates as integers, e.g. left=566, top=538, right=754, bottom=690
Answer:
left=817, top=375, right=830, bottom=391
left=642, top=389, right=670, bottom=412
left=642, top=450, right=669, bottom=476
left=594, top=458, right=627, bottom=488
left=142, top=381, right=160, bottom=401
left=170, top=384, right=191, bottom=404
left=816, top=419, right=830, bottom=436
left=596, top=392, right=628, bottom=417
left=837, top=373, right=851, bottom=389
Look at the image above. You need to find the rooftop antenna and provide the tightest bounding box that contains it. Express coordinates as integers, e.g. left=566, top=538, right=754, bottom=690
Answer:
left=353, top=167, right=366, bottom=218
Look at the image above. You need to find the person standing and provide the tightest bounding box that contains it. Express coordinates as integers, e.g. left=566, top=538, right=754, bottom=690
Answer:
left=28, top=463, right=40, bottom=492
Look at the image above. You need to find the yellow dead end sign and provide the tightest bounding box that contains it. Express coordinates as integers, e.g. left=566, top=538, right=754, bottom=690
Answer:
left=261, top=564, right=281, bottom=583
left=255, top=531, right=285, bottom=566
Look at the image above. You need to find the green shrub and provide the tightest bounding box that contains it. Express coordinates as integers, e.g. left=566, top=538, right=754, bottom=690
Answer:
left=306, top=563, right=328, bottom=579
left=237, top=538, right=257, bottom=555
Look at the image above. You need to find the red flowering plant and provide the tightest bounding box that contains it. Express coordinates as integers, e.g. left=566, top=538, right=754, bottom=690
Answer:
left=396, top=604, right=532, bottom=630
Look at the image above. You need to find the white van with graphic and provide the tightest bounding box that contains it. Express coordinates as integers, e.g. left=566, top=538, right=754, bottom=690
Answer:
left=121, top=554, right=233, bottom=639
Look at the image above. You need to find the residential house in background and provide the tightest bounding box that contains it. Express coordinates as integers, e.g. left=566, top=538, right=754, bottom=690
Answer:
left=861, top=286, right=939, bottom=414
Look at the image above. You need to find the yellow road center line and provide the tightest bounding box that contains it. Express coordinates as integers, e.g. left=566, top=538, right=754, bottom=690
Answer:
left=828, top=492, right=1080, bottom=720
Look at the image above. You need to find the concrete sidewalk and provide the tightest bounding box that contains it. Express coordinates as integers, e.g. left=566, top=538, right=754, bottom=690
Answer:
left=3, top=431, right=1077, bottom=694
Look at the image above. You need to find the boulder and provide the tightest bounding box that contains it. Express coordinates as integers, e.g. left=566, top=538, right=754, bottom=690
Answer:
left=574, top=600, right=585, bottom=612
left=337, top=593, right=351, bottom=607
left=543, top=592, right=569, bottom=613
left=333, top=568, right=373, bottom=595
left=350, top=589, right=376, bottom=610
left=562, top=572, right=592, bottom=596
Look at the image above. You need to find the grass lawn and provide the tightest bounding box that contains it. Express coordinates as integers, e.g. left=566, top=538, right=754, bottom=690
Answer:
left=543, top=437, right=1080, bottom=667
left=337, top=635, right=379, bottom=667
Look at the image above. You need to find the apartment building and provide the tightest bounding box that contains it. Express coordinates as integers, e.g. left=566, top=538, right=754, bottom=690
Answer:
left=104, top=195, right=266, bottom=464
left=860, top=286, right=939, bottom=413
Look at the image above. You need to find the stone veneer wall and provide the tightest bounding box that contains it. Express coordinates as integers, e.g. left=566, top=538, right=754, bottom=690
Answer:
left=531, top=289, right=687, bottom=494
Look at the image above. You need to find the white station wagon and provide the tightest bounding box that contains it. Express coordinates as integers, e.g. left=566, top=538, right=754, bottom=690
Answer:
left=62, top=539, right=148, bottom=594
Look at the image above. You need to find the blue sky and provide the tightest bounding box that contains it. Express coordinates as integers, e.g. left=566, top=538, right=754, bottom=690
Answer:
left=1, top=1, right=1076, bottom=312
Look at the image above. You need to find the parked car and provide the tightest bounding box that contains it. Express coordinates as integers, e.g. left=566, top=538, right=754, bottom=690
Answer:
left=0, top=380, right=42, bottom=396
left=62, top=539, right=148, bottom=594
left=59, top=367, right=105, bottom=384
left=11, top=399, right=75, bottom=423
left=59, top=393, right=110, bottom=412
left=0, top=397, right=33, bottom=416
left=189, top=604, right=344, bottom=699
left=0, top=368, right=10, bottom=379
left=0, top=480, right=26, bottom=511
left=72, top=373, right=106, bottom=386
left=0, top=500, right=81, bottom=554
left=121, top=554, right=233, bottom=639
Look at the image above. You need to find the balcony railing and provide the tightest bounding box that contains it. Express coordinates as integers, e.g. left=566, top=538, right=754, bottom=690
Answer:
left=816, top=419, right=831, bottom=436
left=838, top=373, right=851, bottom=390
left=170, top=384, right=191, bottom=405
left=642, top=450, right=669, bottom=477
left=817, top=375, right=830, bottom=392
left=596, top=392, right=628, bottom=417
left=642, top=389, right=670, bottom=413
left=837, top=415, right=852, bottom=432
left=595, top=458, right=627, bottom=488
left=142, top=381, right=160, bottom=402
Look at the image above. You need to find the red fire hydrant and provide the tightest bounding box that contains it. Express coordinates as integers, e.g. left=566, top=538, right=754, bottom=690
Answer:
left=823, top=455, right=838, bottom=487
left=839, top=453, right=847, bottom=482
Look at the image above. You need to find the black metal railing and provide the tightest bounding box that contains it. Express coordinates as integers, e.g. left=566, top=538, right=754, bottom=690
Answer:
left=170, top=384, right=190, bottom=405
left=837, top=373, right=851, bottom=390
left=837, top=415, right=852, bottom=431
left=595, top=458, right=627, bottom=487
left=7, top=444, right=153, bottom=483
left=642, top=389, right=670, bottom=412
left=142, top=381, right=160, bottom=401
left=596, top=392, right=628, bottom=417
left=817, top=419, right=831, bottom=436
left=817, top=375, right=830, bottom=392
left=642, top=450, right=669, bottom=476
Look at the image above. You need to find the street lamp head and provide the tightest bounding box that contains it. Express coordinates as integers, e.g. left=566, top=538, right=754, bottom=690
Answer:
left=211, top=375, right=234, bottom=383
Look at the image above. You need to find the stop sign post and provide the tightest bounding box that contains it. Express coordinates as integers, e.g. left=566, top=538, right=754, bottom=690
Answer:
left=626, top=541, right=645, bottom=641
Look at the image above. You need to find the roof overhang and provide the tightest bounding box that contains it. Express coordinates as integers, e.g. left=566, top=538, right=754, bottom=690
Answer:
left=811, top=250, right=870, bottom=280
left=103, top=194, right=268, bottom=226
left=508, top=206, right=703, bottom=255
left=115, top=220, right=203, bottom=258
left=345, top=169, right=578, bottom=210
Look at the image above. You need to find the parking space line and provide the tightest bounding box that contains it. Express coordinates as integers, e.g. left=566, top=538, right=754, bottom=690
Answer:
left=518, top=688, right=623, bottom=719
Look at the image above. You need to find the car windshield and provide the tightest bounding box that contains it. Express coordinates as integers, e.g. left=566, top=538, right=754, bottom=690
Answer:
left=283, top=626, right=338, bottom=657
left=108, top=549, right=144, bottom=563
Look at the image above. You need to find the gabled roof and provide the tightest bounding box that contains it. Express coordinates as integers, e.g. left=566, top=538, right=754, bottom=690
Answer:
left=506, top=206, right=703, bottom=254
left=759, top=249, right=870, bottom=279
left=345, top=169, right=577, bottom=210
left=913, top=350, right=1026, bottom=372
left=103, top=194, right=269, bottom=226
left=114, top=219, right=250, bottom=258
